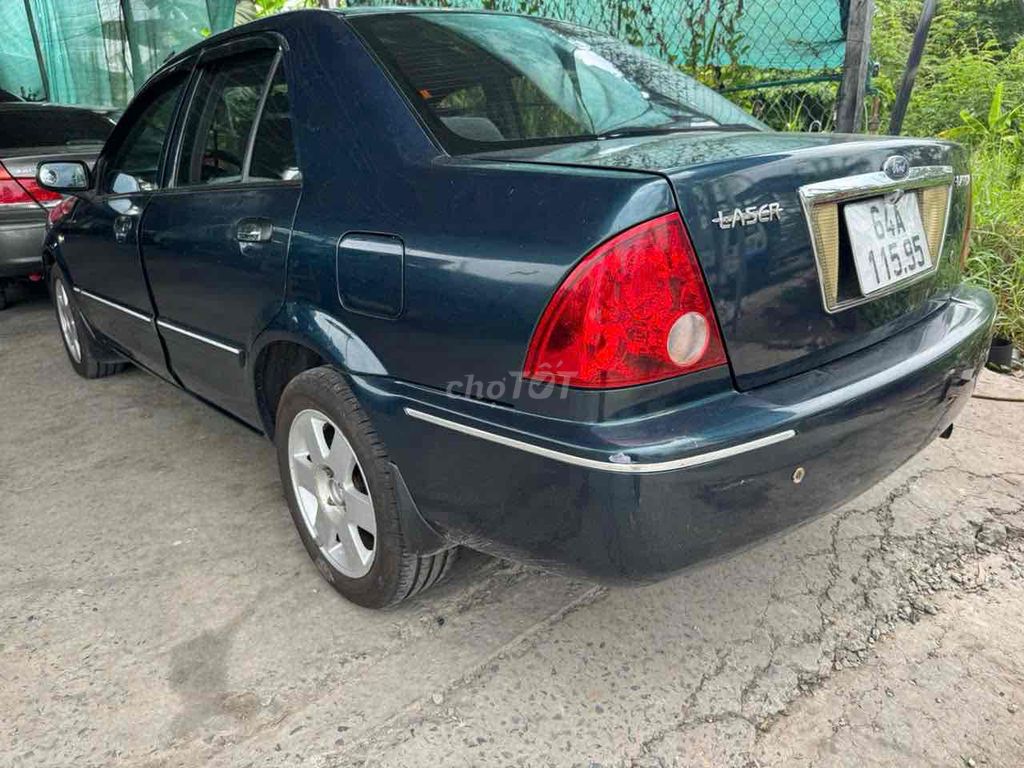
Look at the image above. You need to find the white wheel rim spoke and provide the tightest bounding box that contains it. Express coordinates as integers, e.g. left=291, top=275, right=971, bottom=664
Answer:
left=341, top=484, right=375, bottom=532
left=313, top=502, right=339, bottom=548
left=288, top=409, right=376, bottom=578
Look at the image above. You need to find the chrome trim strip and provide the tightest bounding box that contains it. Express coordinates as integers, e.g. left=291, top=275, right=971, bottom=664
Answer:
left=798, top=165, right=955, bottom=315
left=156, top=319, right=243, bottom=356
left=73, top=287, right=152, bottom=322
left=405, top=407, right=796, bottom=474
left=940, top=174, right=955, bottom=255
left=798, top=165, right=954, bottom=204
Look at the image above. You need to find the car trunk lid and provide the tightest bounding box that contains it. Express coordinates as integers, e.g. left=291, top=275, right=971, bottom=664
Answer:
left=476, top=131, right=971, bottom=389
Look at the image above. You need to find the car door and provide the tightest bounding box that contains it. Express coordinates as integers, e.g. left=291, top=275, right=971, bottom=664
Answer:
left=57, top=64, right=192, bottom=380
left=141, top=39, right=301, bottom=423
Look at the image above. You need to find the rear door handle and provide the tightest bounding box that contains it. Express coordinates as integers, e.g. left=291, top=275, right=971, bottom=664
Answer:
left=235, top=218, right=273, bottom=243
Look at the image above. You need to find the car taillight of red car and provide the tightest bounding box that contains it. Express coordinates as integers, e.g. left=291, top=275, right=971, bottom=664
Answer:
left=0, top=160, right=63, bottom=209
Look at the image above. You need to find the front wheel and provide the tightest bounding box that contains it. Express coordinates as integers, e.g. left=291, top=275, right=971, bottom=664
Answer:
left=51, top=270, right=124, bottom=379
left=275, top=367, right=456, bottom=608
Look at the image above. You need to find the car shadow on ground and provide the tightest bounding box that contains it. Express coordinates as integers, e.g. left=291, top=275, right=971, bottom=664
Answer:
left=1, top=277, right=48, bottom=311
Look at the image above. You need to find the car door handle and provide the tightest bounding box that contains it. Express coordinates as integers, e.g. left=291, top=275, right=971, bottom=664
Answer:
left=235, top=218, right=273, bottom=243
left=113, top=215, right=134, bottom=243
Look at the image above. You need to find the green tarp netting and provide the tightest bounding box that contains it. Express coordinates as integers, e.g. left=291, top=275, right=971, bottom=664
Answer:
left=351, top=0, right=849, bottom=72
left=0, top=0, right=236, bottom=107
left=0, top=1, right=47, bottom=101
left=1, top=1, right=849, bottom=106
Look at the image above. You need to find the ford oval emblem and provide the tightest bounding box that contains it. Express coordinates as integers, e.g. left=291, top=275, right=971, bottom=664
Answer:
left=883, top=155, right=910, bottom=180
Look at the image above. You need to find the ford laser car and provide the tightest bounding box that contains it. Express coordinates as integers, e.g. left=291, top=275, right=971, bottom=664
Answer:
left=38, top=9, right=994, bottom=608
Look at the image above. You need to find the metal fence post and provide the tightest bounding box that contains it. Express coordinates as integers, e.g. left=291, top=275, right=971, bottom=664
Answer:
left=835, top=0, right=875, bottom=133
left=23, top=0, right=50, bottom=101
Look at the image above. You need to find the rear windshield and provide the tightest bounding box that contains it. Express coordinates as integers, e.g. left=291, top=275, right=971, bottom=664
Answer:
left=349, top=12, right=766, bottom=153
left=0, top=108, right=114, bottom=149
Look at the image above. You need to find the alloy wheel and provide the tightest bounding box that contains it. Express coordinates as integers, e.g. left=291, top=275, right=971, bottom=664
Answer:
left=287, top=408, right=377, bottom=578
left=56, top=281, right=82, bottom=364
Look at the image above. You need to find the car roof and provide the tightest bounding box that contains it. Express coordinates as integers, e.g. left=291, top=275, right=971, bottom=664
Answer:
left=163, top=7, right=529, bottom=67
left=330, top=6, right=511, bottom=15
left=333, top=6, right=436, bottom=16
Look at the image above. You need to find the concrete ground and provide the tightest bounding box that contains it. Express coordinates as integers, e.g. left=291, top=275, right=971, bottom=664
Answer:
left=2, top=284, right=1024, bottom=768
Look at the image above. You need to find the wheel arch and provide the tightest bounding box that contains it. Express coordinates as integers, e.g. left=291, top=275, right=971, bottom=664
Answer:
left=250, top=300, right=387, bottom=437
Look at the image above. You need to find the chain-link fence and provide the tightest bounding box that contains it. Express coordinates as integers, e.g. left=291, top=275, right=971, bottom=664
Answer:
left=347, top=0, right=852, bottom=131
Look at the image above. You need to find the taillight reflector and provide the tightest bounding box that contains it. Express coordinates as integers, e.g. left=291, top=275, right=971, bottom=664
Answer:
left=523, top=212, right=727, bottom=389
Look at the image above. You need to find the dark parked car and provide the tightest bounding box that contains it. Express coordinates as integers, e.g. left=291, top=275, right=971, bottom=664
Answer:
left=0, top=103, right=113, bottom=308
left=38, top=9, right=994, bottom=608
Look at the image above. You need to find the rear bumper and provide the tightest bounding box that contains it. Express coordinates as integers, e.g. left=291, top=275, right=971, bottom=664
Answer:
left=352, top=284, right=995, bottom=581
left=0, top=209, right=46, bottom=278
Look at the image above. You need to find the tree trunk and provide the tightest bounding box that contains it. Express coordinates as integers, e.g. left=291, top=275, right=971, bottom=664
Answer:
left=835, top=0, right=874, bottom=133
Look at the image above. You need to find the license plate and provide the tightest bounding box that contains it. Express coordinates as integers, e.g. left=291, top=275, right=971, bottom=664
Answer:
left=844, top=193, right=931, bottom=296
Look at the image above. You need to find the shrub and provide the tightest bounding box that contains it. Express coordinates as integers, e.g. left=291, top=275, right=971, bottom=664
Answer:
left=965, top=144, right=1024, bottom=347
left=873, top=1, right=1024, bottom=351
left=935, top=77, right=1024, bottom=349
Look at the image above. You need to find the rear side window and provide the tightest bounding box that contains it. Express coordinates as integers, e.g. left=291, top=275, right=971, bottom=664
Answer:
left=103, top=75, right=186, bottom=194
left=175, top=52, right=276, bottom=186
left=0, top=108, right=113, bottom=150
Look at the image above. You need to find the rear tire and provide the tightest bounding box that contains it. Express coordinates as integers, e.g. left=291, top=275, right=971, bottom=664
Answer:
left=275, top=366, right=457, bottom=608
left=51, top=270, right=124, bottom=379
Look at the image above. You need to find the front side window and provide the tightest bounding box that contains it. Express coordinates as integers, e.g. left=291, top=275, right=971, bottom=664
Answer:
left=103, top=75, right=185, bottom=194
left=176, top=52, right=276, bottom=186
left=350, top=13, right=766, bottom=153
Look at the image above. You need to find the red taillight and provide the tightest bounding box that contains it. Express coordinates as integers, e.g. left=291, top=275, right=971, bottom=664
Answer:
left=48, top=195, right=77, bottom=226
left=0, top=163, right=34, bottom=206
left=523, top=212, right=727, bottom=389
left=0, top=161, right=61, bottom=207
left=21, top=178, right=62, bottom=205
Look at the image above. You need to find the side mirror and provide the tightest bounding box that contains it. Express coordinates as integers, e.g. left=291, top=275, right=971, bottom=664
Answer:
left=37, top=161, right=91, bottom=193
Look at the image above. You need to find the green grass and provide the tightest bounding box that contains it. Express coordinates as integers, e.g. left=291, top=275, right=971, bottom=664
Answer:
left=965, top=145, right=1024, bottom=347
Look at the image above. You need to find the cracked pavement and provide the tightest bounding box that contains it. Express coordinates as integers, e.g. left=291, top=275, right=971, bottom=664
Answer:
left=2, top=289, right=1024, bottom=767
